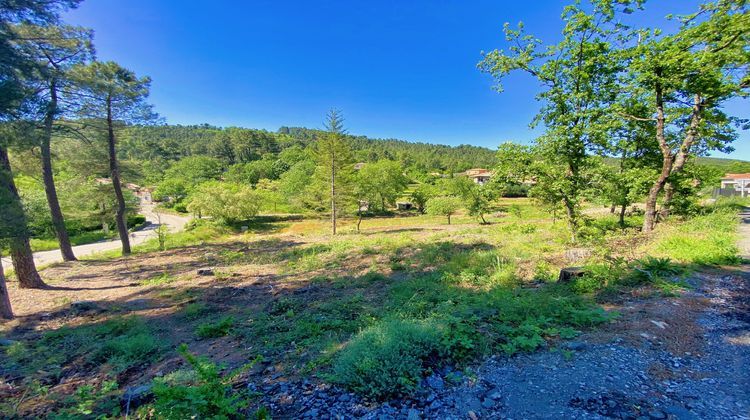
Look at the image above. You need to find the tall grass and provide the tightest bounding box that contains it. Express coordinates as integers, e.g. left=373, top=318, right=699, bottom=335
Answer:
left=646, top=199, right=744, bottom=265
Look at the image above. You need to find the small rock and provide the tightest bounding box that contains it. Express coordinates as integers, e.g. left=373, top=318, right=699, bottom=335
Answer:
left=650, top=320, right=668, bottom=329
left=426, top=374, right=444, bottom=390
left=197, top=268, right=214, bottom=276
left=487, top=388, right=503, bottom=400
left=565, top=341, right=587, bottom=351
left=71, top=300, right=103, bottom=312
left=338, top=393, right=351, bottom=402
left=648, top=409, right=666, bottom=419
left=482, top=398, right=496, bottom=409
left=468, top=410, right=478, bottom=420
left=407, top=408, right=420, bottom=420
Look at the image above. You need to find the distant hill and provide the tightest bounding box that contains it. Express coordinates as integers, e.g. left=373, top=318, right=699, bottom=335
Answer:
left=121, top=124, right=498, bottom=173
left=694, top=156, right=750, bottom=174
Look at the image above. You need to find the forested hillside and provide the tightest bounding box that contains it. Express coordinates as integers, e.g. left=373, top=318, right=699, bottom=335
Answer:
left=120, top=124, right=498, bottom=178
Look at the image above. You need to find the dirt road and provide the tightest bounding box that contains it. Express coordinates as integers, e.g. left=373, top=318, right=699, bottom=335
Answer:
left=0, top=203, right=189, bottom=271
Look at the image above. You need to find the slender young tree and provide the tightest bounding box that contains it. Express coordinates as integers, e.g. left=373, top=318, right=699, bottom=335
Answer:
left=71, top=61, right=155, bottom=255
left=12, top=23, right=94, bottom=261
left=315, top=109, right=353, bottom=235
left=479, top=1, right=626, bottom=241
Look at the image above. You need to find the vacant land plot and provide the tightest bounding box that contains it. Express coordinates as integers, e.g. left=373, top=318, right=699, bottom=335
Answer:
left=0, top=199, right=744, bottom=417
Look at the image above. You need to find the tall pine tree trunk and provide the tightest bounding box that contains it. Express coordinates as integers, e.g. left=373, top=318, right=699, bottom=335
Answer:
left=0, top=146, right=46, bottom=289
left=0, top=249, right=13, bottom=319
left=106, top=97, right=131, bottom=255
left=41, top=79, right=76, bottom=261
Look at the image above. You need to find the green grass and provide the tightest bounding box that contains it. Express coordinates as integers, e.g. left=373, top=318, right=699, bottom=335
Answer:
left=646, top=199, right=744, bottom=265
left=3, top=316, right=165, bottom=381
left=196, top=316, right=235, bottom=339
left=7, top=197, right=746, bottom=413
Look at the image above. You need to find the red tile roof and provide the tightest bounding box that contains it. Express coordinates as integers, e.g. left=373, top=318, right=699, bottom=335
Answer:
left=722, top=173, right=750, bottom=180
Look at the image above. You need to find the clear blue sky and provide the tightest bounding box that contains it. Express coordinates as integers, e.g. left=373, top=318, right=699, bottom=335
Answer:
left=64, top=1, right=748, bottom=159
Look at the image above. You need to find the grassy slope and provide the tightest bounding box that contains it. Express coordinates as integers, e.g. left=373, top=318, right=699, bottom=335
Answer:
left=1, top=198, right=746, bottom=415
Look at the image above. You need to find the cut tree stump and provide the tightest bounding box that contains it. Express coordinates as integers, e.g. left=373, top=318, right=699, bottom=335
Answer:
left=558, top=267, right=587, bottom=283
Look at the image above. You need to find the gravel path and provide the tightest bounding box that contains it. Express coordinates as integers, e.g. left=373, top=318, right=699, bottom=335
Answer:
left=0, top=202, right=189, bottom=271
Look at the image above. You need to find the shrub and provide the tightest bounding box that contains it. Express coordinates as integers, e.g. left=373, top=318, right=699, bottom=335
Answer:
left=626, top=257, right=684, bottom=286
left=187, top=181, right=260, bottom=224
left=181, top=303, right=209, bottom=320
left=92, top=332, right=162, bottom=372
left=149, top=344, right=262, bottom=419
left=196, top=316, right=235, bottom=339
left=333, top=318, right=445, bottom=399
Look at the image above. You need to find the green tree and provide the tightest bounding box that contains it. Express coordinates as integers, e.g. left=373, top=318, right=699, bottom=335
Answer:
left=12, top=23, right=93, bottom=261
left=153, top=156, right=224, bottom=207
left=315, top=109, right=353, bottom=235
left=590, top=161, right=654, bottom=227
left=426, top=196, right=462, bottom=225
left=449, top=176, right=495, bottom=224
left=0, top=0, right=81, bottom=292
left=410, top=183, right=435, bottom=214
left=187, top=181, right=260, bottom=224
left=619, top=1, right=749, bottom=231
left=278, top=160, right=316, bottom=211
left=357, top=160, right=409, bottom=212
left=72, top=61, right=156, bottom=255
left=479, top=1, right=627, bottom=240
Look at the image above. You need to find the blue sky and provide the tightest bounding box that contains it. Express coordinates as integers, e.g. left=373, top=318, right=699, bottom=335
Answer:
left=64, top=1, right=748, bottom=159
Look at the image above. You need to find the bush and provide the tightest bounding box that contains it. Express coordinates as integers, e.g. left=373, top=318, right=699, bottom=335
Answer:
left=149, top=344, right=262, bottom=419
left=626, top=257, right=684, bottom=286
left=187, top=181, right=260, bottom=224
left=196, top=317, right=235, bottom=339
left=332, top=318, right=445, bottom=399
left=127, top=214, right=147, bottom=229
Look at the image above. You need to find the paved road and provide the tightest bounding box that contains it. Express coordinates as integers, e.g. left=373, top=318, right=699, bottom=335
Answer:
left=1, top=203, right=189, bottom=271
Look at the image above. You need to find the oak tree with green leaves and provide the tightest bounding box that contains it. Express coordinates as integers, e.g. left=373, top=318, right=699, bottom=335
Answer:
left=479, top=1, right=627, bottom=241
left=356, top=160, right=408, bottom=212
left=618, top=0, right=749, bottom=231
left=187, top=181, right=260, bottom=224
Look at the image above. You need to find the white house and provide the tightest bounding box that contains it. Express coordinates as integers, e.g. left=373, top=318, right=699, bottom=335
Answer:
left=463, top=168, right=492, bottom=185
left=720, top=173, right=750, bottom=196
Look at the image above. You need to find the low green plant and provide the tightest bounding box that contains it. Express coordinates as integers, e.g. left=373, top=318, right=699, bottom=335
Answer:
left=148, top=344, right=262, bottom=419
left=196, top=316, right=235, bottom=339
left=181, top=302, right=209, bottom=319
left=626, top=257, right=684, bottom=286
left=332, top=318, right=446, bottom=399
left=141, top=272, right=176, bottom=286
left=54, top=380, right=120, bottom=418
